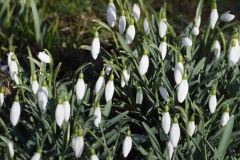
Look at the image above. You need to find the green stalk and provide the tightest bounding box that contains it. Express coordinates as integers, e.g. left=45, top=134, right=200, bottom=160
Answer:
left=204, top=23, right=211, bottom=45
left=185, top=97, right=192, bottom=160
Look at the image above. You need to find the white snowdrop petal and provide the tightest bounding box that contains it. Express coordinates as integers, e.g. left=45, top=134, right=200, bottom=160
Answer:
left=122, top=136, right=132, bottom=157
left=220, top=13, right=235, bottom=22
left=8, top=142, right=14, bottom=158
left=214, top=40, right=221, bottom=58
left=177, top=80, right=189, bottom=103
left=90, top=155, right=99, bottom=160
left=106, top=3, right=116, bottom=27
left=74, top=136, right=84, bottom=158
left=138, top=55, right=149, bottom=76
left=143, top=18, right=150, bottom=35
left=191, top=26, right=199, bottom=36
left=170, top=123, right=180, bottom=147
left=210, top=9, right=218, bottom=29
left=228, top=45, right=238, bottom=67
left=8, top=52, right=13, bottom=68
left=55, top=104, right=65, bottom=127
left=13, top=73, right=20, bottom=84
left=209, top=95, right=217, bottom=113
left=105, top=81, right=114, bottom=102
left=221, top=112, right=229, bottom=126
left=37, top=87, right=48, bottom=110
left=71, top=134, right=77, bottom=151
left=159, top=42, right=167, bottom=60
left=10, top=61, right=18, bottom=80
left=174, top=62, right=184, bottom=84
left=159, top=19, right=167, bottom=38
left=0, top=93, right=4, bottom=107
left=121, top=69, right=130, bottom=88
left=132, top=3, right=140, bottom=21
left=94, top=107, right=101, bottom=127
left=32, top=81, right=39, bottom=95
left=119, top=16, right=126, bottom=34
left=76, top=79, right=86, bottom=100
left=105, top=66, right=112, bottom=75
left=95, top=77, right=105, bottom=94
left=167, top=141, right=174, bottom=160
left=63, top=101, right=71, bottom=122
left=126, top=25, right=135, bottom=44
left=159, top=86, right=169, bottom=102
left=10, top=102, right=21, bottom=126
left=162, top=112, right=171, bottom=134
left=38, top=52, right=51, bottom=63
left=31, top=153, right=41, bottom=160
left=188, top=121, right=196, bottom=137
left=182, top=37, right=192, bottom=47
left=91, top=38, right=100, bottom=60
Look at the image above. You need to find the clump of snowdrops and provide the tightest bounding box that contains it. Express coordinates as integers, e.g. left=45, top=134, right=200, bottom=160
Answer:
left=1, top=0, right=240, bottom=159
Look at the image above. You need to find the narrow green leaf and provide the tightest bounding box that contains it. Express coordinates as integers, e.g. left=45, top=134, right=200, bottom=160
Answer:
left=30, top=0, right=40, bottom=42
left=27, top=47, right=35, bottom=75
left=92, top=19, right=112, bottom=32
left=105, top=111, right=129, bottom=128
left=117, top=33, right=132, bottom=54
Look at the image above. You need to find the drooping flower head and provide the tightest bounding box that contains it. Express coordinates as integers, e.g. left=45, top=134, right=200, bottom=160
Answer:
left=105, top=58, right=113, bottom=75
left=0, top=87, right=4, bottom=108
left=76, top=72, right=86, bottom=100
left=162, top=104, right=171, bottom=134
left=170, top=116, right=180, bottom=147
left=159, top=10, right=167, bottom=38
left=90, top=148, right=99, bottom=160
left=159, top=36, right=167, bottom=61
left=126, top=18, right=135, bottom=44
left=37, top=80, right=48, bottom=111
left=95, top=70, right=105, bottom=95
left=188, top=115, right=196, bottom=137
left=213, top=40, right=221, bottom=58
left=105, top=73, right=114, bottom=102
left=182, top=37, right=192, bottom=47
left=119, top=10, right=126, bottom=34
left=10, top=55, right=18, bottom=81
left=132, top=3, right=140, bottom=21
left=177, top=71, right=189, bottom=103
left=106, top=0, right=116, bottom=27
left=91, top=31, right=100, bottom=60
left=55, top=97, right=65, bottom=127
left=209, top=87, right=217, bottom=113
left=31, top=74, right=39, bottom=95
left=63, top=94, right=71, bottom=122
left=31, top=147, right=42, bottom=160
left=138, top=50, right=149, bottom=76
left=143, top=18, right=150, bottom=35
left=228, top=34, right=239, bottom=67
left=159, top=86, right=169, bottom=102
left=121, top=65, right=130, bottom=88
left=10, top=95, right=21, bottom=126
left=94, top=102, right=101, bottom=128
left=221, top=106, right=230, bottom=126
left=74, top=128, right=84, bottom=158
left=220, top=12, right=235, bottom=22
left=38, top=52, right=51, bottom=63
left=174, top=54, right=184, bottom=84
left=122, top=129, right=132, bottom=158
left=7, top=52, right=13, bottom=69
left=210, top=1, right=218, bottom=29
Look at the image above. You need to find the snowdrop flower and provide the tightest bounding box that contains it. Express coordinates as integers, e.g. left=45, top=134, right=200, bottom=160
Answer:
left=159, top=128, right=166, bottom=141
left=55, top=98, right=65, bottom=127
left=132, top=3, right=140, bottom=21
left=7, top=141, right=14, bottom=158
left=31, top=74, right=39, bottom=95
left=0, top=87, right=4, bottom=108
left=106, top=0, right=116, bottom=27
left=37, top=80, right=48, bottom=110
left=213, top=40, right=221, bottom=58
left=138, top=50, right=149, bottom=76
left=74, top=128, right=84, bottom=158
left=158, top=36, right=167, bottom=61
left=170, top=116, right=180, bottom=147
left=177, top=72, right=189, bottom=103
left=119, top=11, right=126, bottom=34
left=76, top=72, right=86, bottom=100
left=161, top=105, right=171, bottom=134
left=7, top=52, right=13, bottom=68
left=63, top=94, right=70, bottom=122
left=91, top=31, right=100, bottom=60
left=95, top=70, right=105, bottom=95
left=38, top=52, right=51, bottom=63
left=221, top=106, right=230, bottom=126
left=210, top=1, right=218, bottom=29
left=90, top=148, right=99, bottom=160
left=143, top=18, right=150, bottom=35
left=126, top=18, right=135, bottom=44
left=10, top=95, right=21, bottom=126
left=167, top=141, right=174, bottom=160
left=220, top=12, right=235, bottom=22
left=159, top=10, right=167, bottom=38
left=31, top=148, right=42, bottom=160
left=105, top=58, right=113, bottom=75
left=159, top=86, right=169, bottom=102
left=188, top=115, right=196, bottom=137
left=182, top=37, right=192, bottom=47
left=191, top=26, right=199, bottom=36
left=228, top=40, right=238, bottom=67
left=71, top=129, right=78, bottom=151
left=122, top=129, right=132, bottom=158
left=105, top=73, right=114, bottom=102
left=9, top=55, right=18, bottom=80
left=174, top=54, right=184, bottom=84
left=194, top=16, right=201, bottom=28
left=121, top=65, right=130, bottom=87
left=13, top=73, right=20, bottom=84
left=94, top=102, right=101, bottom=127
left=209, top=88, right=217, bottom=113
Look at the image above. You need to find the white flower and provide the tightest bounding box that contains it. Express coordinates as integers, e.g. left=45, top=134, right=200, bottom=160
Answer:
left=55, top=99, right=65, bottom=127
left=159, top=86, right=169, bottom=102
left=126, top=19, right=135, bottom=44
left=31, top=74, right=39, bottom=95
left=182, top=37, right=192, bottom=47
left=90, top=155, right=99, bottom=160
left=221, top=107, right=230, bottom=126
left=38, top=52, right=51, bottom=63
left=105, top=74, right=114, bottom=102
left=138, top=51, right=149, bottom=76
left=119, top=14, right=126, bottom=34
left=94, top=103, right=101, bottom=128
left=105, top=59, right=113, bottom=75
left=210, top=2, right=218, bottom=29
left=228, top=40, right=238, bottom=67
left=76, top=72, right=86, bottom=100
left=91, top=32, right=100, bottom=60
left=13, top=73, right=20, bottom=84
left=71, top=134, right=77, bottom=151
left=132, top=3, right=140, bottom=21
left=143, top=18, right=150, bottom=35
left=162, top=105, right=171, bottom=134
left=121, top=66, right=130, bottom=87
left=10, top=56, right=18, bottom=80
left=95, top=71, right=105, bottom=94
left=31, top=153, right=41, bottom=160
left=220, top=12, right=235, bottom=22
left=174, top=64, right=184, bottom=85
left=122, top=130, right=132, bottom=158
left=170, top=117, right=180, bottom=147
left=0, top=88, right=4, bottom=107
left=159, top=128, right=166, bottom=141
left=159, top=11, right=167, bottom=38
left=37, top=81, right=48, bottom=110
left=159, top=36, right=167, bottom=60
left=213, top=40, right=221, bottom=58
left=7, top=141, right=14, bottom=158
left=7, top=52, right=13, bottom=68
left=106, top=2, right=116, bottom=27
left=191, top=26, right=199, bottom=36
left=209, top=95, right=217, bottom=114
left=74, top=135, right=84, bottom=158
left=188, top=115, right=196, bottom=137
left=167, top=141, right=174, bottom=160
left=63, top=95, right=71, bottom=122
left=10, top=95, right=21, bottom=126
left=177, top=73, right=188, bottom=103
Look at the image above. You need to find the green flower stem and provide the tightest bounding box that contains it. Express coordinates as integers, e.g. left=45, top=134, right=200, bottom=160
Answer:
left=204, top=22, right=211, bottom=45
left=87, top=128, right=112, bottom=160
left=216, top=26, right=226, bottom=52
left=191, top=35, right=196, bottom=57
left=185, top=96, right=193, bottom=160
left=40, top=127, right=51, bottom=147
